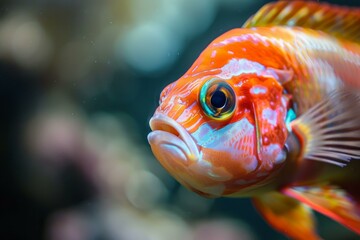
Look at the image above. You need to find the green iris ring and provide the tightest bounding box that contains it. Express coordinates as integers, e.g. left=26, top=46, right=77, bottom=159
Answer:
left=199, top=78, right=236, bottom=120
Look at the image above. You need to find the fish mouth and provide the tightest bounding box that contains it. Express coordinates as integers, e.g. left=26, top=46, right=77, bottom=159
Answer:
left=148, top=114, right=225, bottom=198
left=147, top=114, right=200, bottom=164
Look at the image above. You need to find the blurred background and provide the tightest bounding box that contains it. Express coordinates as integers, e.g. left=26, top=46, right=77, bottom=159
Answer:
left=1, top=0, right=359, bottom=239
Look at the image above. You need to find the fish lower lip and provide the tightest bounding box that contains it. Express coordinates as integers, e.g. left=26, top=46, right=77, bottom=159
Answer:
left=148, top=114, right=199, bottom=160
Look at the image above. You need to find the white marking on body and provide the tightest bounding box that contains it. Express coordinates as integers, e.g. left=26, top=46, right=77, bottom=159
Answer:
left=242, top=155, right=258, bottom=173
left=308, top=59, right=340, bottom=92
left=262, top=108, right=277, bottom=126
left=261, top=144, right=286, bottom=164
left=211, top=50, right=217, bottom=58
left=262, top=144, right=284, bottom=165
left=275, top=149, right=287, bottom=164
left=289, top=28, right=360, bottom=69
left=291, top=29, right=360, bottom=89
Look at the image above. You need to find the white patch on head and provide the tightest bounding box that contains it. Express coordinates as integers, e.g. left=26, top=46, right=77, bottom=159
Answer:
left=262, top=108, right=277, bottom=126
left=217, top=58, right=281, bottom=80
left=217, top=58, right=265, bottom=79
left=250, top=85, right=268, bottom=95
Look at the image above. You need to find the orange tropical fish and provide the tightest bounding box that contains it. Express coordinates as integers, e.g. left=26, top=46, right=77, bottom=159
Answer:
left=147, top=1, right=360, bottom=239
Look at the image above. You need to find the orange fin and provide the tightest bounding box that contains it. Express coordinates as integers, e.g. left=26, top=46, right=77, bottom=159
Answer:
left=243, top=1, right=360, bottom=43
left=253, top=191, right=321, bottom=240
left=283, top=185, right=360, bottom=234
left=290, top=89, right=360, bottom=167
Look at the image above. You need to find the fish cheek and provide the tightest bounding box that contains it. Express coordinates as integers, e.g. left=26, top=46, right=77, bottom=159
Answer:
left=189, top=119, right=259, bottom=192
left=196, top=148, right=236, bottom=182
left=199, top=146, right=258, bottom=184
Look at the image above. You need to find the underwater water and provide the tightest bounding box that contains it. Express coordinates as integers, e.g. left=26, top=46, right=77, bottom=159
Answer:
left=1, top=0, right=359, bottom=239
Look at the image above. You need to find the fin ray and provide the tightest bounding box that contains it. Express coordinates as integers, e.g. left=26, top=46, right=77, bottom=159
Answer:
left=290, top=89, right=360, bottom=167
left=283, top=186, right=360, bottom=234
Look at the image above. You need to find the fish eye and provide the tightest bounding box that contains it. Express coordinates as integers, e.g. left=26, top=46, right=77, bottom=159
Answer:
left=199, top=79, right=236, bottom=120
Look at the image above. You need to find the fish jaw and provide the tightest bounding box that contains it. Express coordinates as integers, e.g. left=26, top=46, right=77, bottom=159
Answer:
left=148, top=114, right=232, bottom=197
left=148, top=114, right=204, bottom=193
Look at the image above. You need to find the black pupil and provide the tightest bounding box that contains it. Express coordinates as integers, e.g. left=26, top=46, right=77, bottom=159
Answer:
left=211, top=90, right=227, bottom=109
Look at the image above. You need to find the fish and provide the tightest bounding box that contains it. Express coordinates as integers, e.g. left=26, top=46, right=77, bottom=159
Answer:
left=147, top=1, right=360, bottom=239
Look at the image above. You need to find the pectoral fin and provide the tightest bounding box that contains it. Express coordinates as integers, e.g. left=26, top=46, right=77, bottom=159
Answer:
left=253, top=192, right=320, bottom=240
left=283, top=185, right=360, bottom=235
left=290, top=89, right=360, bottom=167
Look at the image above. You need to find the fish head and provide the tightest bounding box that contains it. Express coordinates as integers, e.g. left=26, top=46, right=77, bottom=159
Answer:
left=148, top=29, right=291, bottom=197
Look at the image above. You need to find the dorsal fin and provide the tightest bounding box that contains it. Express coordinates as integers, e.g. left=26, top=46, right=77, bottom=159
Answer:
left=243, top=1, right=360, bottom=44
